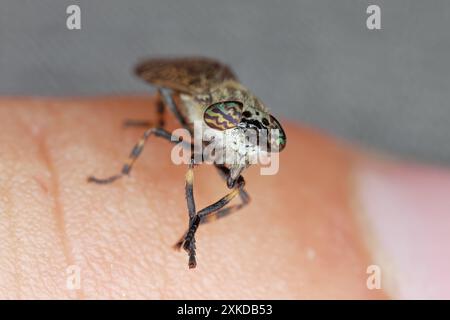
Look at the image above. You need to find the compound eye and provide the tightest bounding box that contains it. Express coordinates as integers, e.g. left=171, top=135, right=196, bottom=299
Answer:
left=204, top=101, right=243, bottom=130
left=268, top=115, right=287, bottom=152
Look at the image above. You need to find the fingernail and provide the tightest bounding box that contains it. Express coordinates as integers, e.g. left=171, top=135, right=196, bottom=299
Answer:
left=356, top=160, right=450, bottom=299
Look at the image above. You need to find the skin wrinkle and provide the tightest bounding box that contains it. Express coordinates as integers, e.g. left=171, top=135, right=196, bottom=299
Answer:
left=36, top=136, right=70, bottom=262
left=32, top=128, right=84, bottom=299
left=9, top=107, right=78, bottom=298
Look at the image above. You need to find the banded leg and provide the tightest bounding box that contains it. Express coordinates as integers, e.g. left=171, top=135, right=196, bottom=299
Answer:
left=215, top=164, right=250, bottom=204
left=123, top=93, right=166, bottom=128
left=200, top=190, right=250, bottom=224
left=174, top=166, right=251, bottom=246
left=123, top=88, right=186, bottom=134
left=175, top=175, right=246, bottom=248
left=183, top=159, right=198, bottom=268
left=87, top=127, right=174, bottom=184
left=197, top=175, right=247, bottom=222
left=175, top=175, right=247, bottom=268
left=158, top=88, right=189, bottom=128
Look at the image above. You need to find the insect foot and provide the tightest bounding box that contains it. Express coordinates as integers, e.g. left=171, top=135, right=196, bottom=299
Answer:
left=174, top=237, right=197, bottom=269
left=188, top=254, right=197, bottom=269
left=187, top=239, right=197, bottom=269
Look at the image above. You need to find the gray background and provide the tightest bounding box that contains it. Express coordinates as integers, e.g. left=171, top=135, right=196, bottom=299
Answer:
left=1, top=0, right=449, bottom=164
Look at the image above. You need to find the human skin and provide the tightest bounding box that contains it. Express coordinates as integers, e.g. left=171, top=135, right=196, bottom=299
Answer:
left=0, top=96, right=449, bottom=299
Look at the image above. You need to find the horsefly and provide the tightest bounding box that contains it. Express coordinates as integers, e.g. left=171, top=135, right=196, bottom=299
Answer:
left=88, top=57, right=287, bottom=268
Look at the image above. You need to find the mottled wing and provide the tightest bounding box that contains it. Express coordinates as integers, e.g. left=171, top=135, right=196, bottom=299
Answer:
left=134, top=57, right=237, bottom=94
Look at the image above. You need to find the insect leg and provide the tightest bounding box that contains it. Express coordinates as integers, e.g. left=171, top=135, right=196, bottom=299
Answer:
left=122, top=119, right=153, bottom=128
left=158, top=88, right=190, bottom=128
left=182, top=159, right=198, bottom=268
left=197, top=175, right=247, bottom=223
left=174, top=166, right=250, bottom=246
left=185, top=159, right=197, bottom=220
left=156, top=96, right=166, bottom=128
left=123, top=93, right=166, bottom=128
left=214, top=164, right=250, bottom=204
left=199, top=193, right=250, bottom=225
left=87, top=127, right=178, bottom=184
left=172, top=165, right=246, bottom=243
left=174, top=175, right=247, bottom=260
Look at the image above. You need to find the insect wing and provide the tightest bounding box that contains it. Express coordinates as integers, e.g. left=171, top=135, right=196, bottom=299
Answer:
left=135, top=57, right=237, bottom=94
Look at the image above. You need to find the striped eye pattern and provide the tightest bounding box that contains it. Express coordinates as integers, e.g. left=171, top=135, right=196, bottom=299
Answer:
left=204, top=101, right=243, bottom=130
